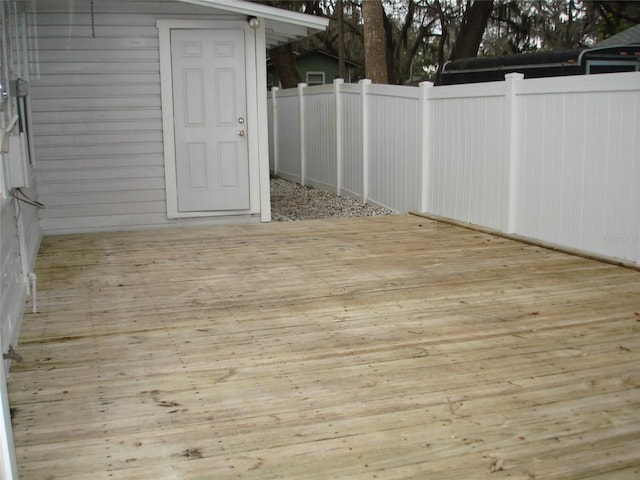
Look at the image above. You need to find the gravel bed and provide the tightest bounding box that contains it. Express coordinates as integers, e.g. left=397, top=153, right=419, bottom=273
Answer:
left=270, top=177, right=395, bottom=221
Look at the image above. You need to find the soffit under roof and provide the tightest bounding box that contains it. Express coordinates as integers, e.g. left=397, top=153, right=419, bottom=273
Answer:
left=178, top=0, right=329, bottom=48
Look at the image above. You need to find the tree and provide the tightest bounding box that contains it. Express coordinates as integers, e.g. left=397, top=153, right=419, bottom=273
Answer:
left=257, top=0, right=331, bottom=88
left=362, top=0, right=389, bottom=83
left=449, top=0, right=494, bottom=61
left=264, top=0, right=640, bottom=88
left=591, top=1, right=640, bottom=38
left=269, top=43, right=302, bottom=89
left=337, top=0, right=346, bottom=79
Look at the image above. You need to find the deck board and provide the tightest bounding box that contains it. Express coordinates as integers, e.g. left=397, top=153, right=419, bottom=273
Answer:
left=8, top=214, right=640, bottom=479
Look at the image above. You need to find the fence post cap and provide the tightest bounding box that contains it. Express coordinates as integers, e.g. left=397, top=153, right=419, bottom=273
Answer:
left=359, top=79, right=372, bottom=85
left=333, top=78, right=345, bottom=85
left=419, top=81, right=434, bottom=89
left=505, top=72, right=525, bottom=80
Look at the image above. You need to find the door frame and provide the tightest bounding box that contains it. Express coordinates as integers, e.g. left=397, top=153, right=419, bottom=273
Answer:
left=157, top=19, right=271, bottom=221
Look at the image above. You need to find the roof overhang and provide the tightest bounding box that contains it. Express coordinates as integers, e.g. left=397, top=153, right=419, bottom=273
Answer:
left=177, top=0, right=329, bottom=48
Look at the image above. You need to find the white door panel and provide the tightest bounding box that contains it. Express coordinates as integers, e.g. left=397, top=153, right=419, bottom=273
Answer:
left=171, top=29, right=250, bottom=212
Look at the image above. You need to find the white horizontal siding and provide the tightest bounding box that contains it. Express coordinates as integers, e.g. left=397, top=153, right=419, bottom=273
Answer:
left=33, top=61, right=161, bottom=75
left=35, top=141, right=164, bottom=158
left=33, top=85, right=161, bottom=98
left=32, top=97, right=161, bottom=112
left=37, top=177, right=166, bottom=195
left=32, top=25, right=160, bottom=38
left=0, top=189, right=40, bottom=349
left=28, top=1, right=247, bottom=233
left=38, top=166, right=164, bottom=182
left=30, top=1, right=244, bottom=16
left=34, top=109, right=161, bottom=123
left=19, top=175, right=43, bottom=274
left=1, top=2, right=43, bottom=359
left=42, top=190, right=166, bottom=208
left=33, top=73, right=161, bottom=86
left=39, top=201, right=167, bottom=219
left=1, top=199, right=24, bottom=348
left=36, top=154, right=163, bottom=171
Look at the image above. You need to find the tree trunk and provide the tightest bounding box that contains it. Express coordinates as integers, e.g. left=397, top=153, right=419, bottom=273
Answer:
left=362, top=0, right=388, bottom=84
left=450, top=0, right=494, bottom=61
left=337, top=0, right=345, bottom=79
left=269, top=43, right=301, bottom=89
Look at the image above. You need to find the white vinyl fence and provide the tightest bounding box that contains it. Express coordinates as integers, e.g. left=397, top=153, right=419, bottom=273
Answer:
left=268, top=72, right=640, bottom=266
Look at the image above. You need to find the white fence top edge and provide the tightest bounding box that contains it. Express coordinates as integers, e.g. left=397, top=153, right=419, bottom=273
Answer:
left=269, top=71, right=639, bottom=100
left=517, top=71, right=640, bottom=95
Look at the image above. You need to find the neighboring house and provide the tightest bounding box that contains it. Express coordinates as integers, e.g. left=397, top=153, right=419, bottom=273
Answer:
left=440, top=24, right=640, bottom=85
left=0, top=0, right=326, bottom=474
left=596, top=22, right=640, bottom=47
left=267, top=49, right=360, bottom=88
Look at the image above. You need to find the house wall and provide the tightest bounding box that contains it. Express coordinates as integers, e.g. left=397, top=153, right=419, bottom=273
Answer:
left=27, top=0, right=261, bottom=234
left=268, top=72, right=640, bottom=267
left=1, top=5, right=42, bottom=472
left=1, top=0, right=42, bottom=355
left=296, top=55, right=342, bottom=84
left=268, top=53, right=356, bottom=89
left=0, top=181, right=40, bottom=351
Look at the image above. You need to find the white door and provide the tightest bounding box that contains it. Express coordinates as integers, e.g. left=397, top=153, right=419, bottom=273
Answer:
left=170, top=29, right=250, bottom=212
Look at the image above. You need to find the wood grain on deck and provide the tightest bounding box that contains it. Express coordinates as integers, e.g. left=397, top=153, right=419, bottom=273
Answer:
left=8, top=214, right=640, bottom=479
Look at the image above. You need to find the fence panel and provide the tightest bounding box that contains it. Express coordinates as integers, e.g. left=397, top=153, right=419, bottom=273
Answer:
left=341, top=86, right=363, bottom=199
left=274, top=91, right=302, bottom=181
left=304, top=88, right=337, bottom=191
left=269, top=73, right=640, bottom=266
left=429, top=90, right=509, bottom=231
left=368, top=86, right=421, bottom=212
left=516, top=73, right=640, bottom=263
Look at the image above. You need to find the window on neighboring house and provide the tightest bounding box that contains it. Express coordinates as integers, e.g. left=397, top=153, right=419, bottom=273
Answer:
left=306, top=72, right=325, bottom=86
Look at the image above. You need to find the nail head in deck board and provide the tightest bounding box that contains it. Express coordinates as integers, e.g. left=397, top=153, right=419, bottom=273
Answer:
left=9, top=215, right=640, bottom=479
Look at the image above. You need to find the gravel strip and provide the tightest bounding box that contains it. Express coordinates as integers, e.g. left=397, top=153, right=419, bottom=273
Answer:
left=270, top=177, right=395, bottom=221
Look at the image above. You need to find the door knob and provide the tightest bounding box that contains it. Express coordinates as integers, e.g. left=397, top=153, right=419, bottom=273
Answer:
left=238, top=130, right=245, bottom=137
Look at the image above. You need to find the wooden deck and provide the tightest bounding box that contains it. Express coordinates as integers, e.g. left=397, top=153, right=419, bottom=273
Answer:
left=8, top=214, right=640, bottom=479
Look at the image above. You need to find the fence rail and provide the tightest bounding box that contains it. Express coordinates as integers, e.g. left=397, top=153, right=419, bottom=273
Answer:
left=268, top=72, right=640, bottom=266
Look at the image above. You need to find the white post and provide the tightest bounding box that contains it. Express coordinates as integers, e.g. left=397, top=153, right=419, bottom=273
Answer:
left=271, top=87, right=279, bottom=176
left=360, top=79, right=372, bottom=202
left=505, top=73, right=524, bottom=234
left=418, top=81, right=433, bottom=213
left=334, top=78, right=344, bottom=195
left=298, top=82, right=307, bottom=186
left=254, top=23, right=272, bottom=223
